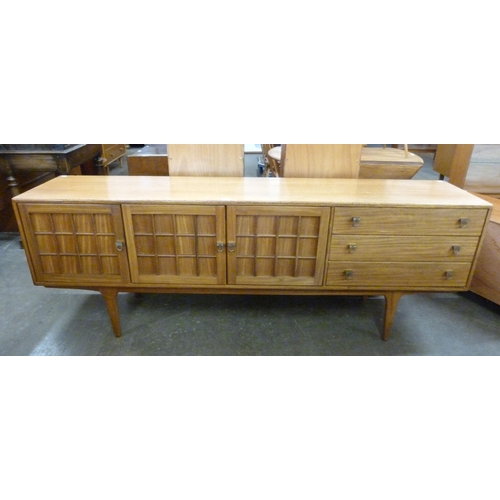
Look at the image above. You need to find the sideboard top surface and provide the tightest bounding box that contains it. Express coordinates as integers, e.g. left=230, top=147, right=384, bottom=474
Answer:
left=12, top=175, right=493, bottom=208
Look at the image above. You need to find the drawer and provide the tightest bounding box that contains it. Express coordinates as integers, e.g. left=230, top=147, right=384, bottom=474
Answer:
left=326, top=262, right=472, bottom=288
left=102, top=144, right=126, bottom=164
left=332, top=207, right=488, bottom=236
left=329, top=235, right=480, bottom=261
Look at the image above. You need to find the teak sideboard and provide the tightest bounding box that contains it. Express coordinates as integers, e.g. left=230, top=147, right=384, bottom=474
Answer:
left=12, top=176, right=492, bottom=340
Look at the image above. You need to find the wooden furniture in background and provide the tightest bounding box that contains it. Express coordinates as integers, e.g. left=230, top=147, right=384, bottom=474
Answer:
left=167, top=144, right=244, bottom=176
left=433, top=144, right=474, bottom=187
left=0, top=172, right=55, bottom=232
left=100, top=144, right=127, bottom=173
left=267, top=145, right=424, bottom=179
left=361, top=145, right=424, bottom=179
left=281, top=144, right=363, bottom=178
left=468, top=192, right=500, bottom=306
left=128, top=145, right=169, bottom=176
left=260, top=144, right=280, bottom=177
left=433, top=144, right=500, bottom=197
left=13, top=176, right=491, bottom=341
left=392, top=144, right=437, bottom=153
left=0, top=144, right=103, bottom=232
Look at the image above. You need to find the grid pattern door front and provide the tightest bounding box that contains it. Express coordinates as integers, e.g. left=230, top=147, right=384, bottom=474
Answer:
left=123, top=205, right=226, bottom=285
left=227, top=206, right=330, bottom=286
left=18, top=203, right=130, bottom=285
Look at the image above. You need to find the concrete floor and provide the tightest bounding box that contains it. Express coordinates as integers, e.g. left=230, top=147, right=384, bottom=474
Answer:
left=2, top=147, right=500, bottom=355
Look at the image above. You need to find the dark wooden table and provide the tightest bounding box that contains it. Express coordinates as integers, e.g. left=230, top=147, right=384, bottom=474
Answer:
left=0, top=144, right=104, bottom=232
left=0, top=144, right=104, bottom=197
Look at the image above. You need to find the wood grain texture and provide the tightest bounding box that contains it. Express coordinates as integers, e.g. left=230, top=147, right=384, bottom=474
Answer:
left=282, top=144, right=362, bottom=178
left=469, top=193, right=500, bottom=305
left=332, top=207, right=488, bottom=236
left=433, top=145, right=474, bottom=186
left=326, top=262, right=472, bottom=288
left=128, top=155, right=169, bottom=176
left=433, top=145, right=500, bottom=196
left=12, top=176, right=493, bottom=208
left=329, top=235, right=480, bottom=261
left=167, top=144, right=244, bottom=176
left=122, top=204, right=226, bottom=285
left=13, top=176, right=492, bottom=340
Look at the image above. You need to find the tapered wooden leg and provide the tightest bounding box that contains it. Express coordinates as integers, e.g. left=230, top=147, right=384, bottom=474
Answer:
left=382, top=292, right=405, bottom=341
left=100, top=288, right=122, bottom=337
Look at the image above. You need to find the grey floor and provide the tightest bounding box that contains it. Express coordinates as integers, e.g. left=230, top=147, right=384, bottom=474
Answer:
left=2, top=147, right=500, bottom=355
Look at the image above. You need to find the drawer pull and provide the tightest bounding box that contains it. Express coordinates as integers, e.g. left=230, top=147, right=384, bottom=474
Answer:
left=452, top=245, right=461, bottom=255
left=228, top=242, right=236, bottom=252
left=348, top=244, right=357, bottom=253
left=345, top=269, right=354, bottom=280
left=352, top=217, right=361, bottom=227
left=115, top=241, right=125, bottom=252
left=445, top=270, right=454, bottom=280
left=459, top=218, right=469, bottom=228
left=216, top=242, right=225, bottom=253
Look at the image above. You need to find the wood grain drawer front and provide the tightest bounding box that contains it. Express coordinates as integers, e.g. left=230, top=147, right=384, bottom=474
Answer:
left=227, top=206, right=330, bottom=286
left=326, top=262, right=472, bottom=289
left=18, top=204, right=130, bottom=285
left=102, top=144, right=126, bottom=164
left=332, top=207, right=488, bottom=236
left=329, top=236, right=480, bottom=261
left=123, top=205, right=226, bottom=285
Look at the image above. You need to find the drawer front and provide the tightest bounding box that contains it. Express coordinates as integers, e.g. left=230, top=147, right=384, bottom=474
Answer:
left=329, top=235, right=480, bottom=262
left=332, top=207, right=488, bottom=236
left=102, top=144, right=126, bottom=164
left=326, top=262, right=472, bottom=288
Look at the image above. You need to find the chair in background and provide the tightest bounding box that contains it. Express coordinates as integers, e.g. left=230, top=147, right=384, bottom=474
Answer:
left=167, top=144, right=245, bottom=176
left=261, top=144, right=280, bottom=177
left=281, top=144, right=363, bottom=178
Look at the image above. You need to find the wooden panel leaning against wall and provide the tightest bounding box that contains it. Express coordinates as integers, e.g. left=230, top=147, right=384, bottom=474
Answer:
left=433, top=144, right=500, bottom=198
left=128, top=144, right=246, bottom=177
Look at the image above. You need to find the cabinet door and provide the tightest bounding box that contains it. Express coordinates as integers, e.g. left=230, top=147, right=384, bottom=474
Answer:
left=18, top=204, right=130, bottom=285
left=123, top=205, right=226, bottom=285
left=227, top=206, right=330, bottom=286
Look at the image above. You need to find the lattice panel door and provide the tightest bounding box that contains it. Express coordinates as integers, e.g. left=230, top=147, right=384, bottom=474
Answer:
left=18, top=204, right=130, bottom=284
left=227, top=206, right=330, bottom=286
left=123, top=205, right=226, bottom=285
